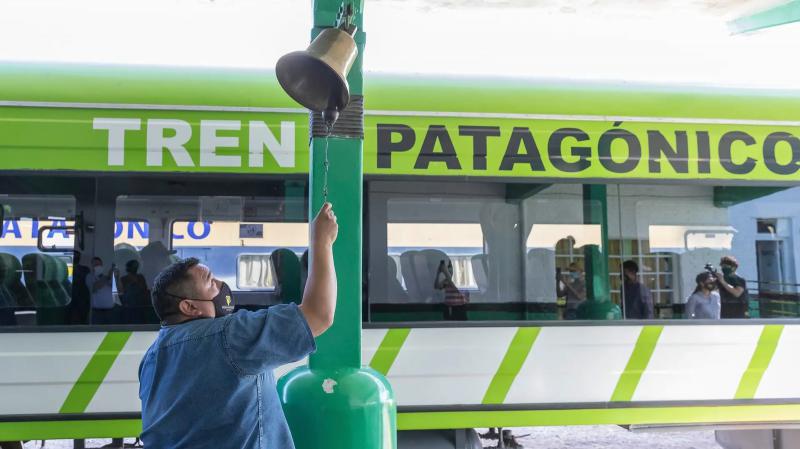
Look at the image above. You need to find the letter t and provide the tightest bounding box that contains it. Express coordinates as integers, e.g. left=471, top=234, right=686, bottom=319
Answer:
left=93, top=118, right=142, bottom=166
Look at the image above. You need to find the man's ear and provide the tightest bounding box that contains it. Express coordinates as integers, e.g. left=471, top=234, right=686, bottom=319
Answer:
left=178, top=299, right=198, bottom=317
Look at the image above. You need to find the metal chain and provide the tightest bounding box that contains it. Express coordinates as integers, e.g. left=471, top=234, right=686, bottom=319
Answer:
left=322, top=122, right=332, bottom=203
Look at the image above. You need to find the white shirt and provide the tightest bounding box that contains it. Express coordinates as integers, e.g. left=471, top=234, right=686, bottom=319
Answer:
left=86, top=272, right=115, bottom=309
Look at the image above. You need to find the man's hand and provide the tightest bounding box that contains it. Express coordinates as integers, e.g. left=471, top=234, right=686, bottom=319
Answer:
left=311, top=202, right=338, bottom=248
left=300, top=203, right=338, bottom=337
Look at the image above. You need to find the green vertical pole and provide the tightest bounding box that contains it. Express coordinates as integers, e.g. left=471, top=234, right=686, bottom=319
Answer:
left=278, top=1, right=397, bottom=448
left=307, top=0, right=365, bottom=364
left=578, top=184, right=620, bottom=320
left=307, top=134, right=362, bottom=368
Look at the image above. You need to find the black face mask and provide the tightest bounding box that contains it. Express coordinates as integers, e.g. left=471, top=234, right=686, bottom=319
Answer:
left=213, top=282, right=235, bottom=317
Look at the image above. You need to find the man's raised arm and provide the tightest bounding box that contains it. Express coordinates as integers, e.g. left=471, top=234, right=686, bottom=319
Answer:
left=299, top=203, right=338, bottom=337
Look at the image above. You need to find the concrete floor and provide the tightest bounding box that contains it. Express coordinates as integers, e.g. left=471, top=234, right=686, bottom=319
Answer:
left=21, top=426, right=722, bottom=448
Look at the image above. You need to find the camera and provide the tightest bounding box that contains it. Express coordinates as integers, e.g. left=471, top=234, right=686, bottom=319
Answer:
left=704, top=263, right=716, bottom=274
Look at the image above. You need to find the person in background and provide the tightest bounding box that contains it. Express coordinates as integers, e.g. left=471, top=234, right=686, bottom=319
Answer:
left=68, top=250, right=91, bottom=324
left=140, top=241, right=175, bottom=289
left=120, top=259, right=150, bottom=323
left=435, top=259, right=468, bottom=320
left=560, top=262, right=586, bottom=320
left=686, top=271, right=721, bottom=319
left=622, top=260, right=654, bottom=319
left=718, top=255, right=749, bottom=319
left=86, top=257, right=117, bottom=324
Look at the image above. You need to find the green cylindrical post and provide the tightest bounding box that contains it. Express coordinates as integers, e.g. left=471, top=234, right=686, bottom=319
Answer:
left=578, top=184, right=621, bottom=320
left=278, top=1, right=397, bottom=448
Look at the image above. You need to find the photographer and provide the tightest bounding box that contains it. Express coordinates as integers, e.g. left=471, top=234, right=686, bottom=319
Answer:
left=716, top=256, right=749, bottom=319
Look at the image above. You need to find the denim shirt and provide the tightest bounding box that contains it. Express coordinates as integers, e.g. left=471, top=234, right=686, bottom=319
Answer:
left=139, top=304, right=316, bottom=449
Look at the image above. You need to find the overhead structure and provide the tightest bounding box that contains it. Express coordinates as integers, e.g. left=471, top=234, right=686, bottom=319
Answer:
left=729, top=0, right=800, bottom=33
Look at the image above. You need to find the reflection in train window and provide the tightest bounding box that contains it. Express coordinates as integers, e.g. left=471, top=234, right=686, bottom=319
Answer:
left=369, top=182, right=800, bottom=322
left=367, top=182, right=613, bottom=322
left=171, top=221, right=309, bottom=299
left=115, top=190, right=308, bottom=314
left=237, top=254, right=276, bottom=290
left=608, top=185, right=800, bottom=320
left=0, top=195, right=76, bottom=326
left=521, top=184, right=610, bottom=321
left=387, top=222, right=482, bottom=290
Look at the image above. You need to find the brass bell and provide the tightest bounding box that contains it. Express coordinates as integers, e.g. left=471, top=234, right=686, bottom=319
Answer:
left=276, top=27, right=358, bottom=115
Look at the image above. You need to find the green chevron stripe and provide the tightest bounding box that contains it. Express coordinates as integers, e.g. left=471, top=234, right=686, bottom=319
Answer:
left=610, top=325, right=663, bottom=402
left=60, top=332, right=132, bottom=414
left=735, top=324, right=784, bottom=399
left=369, top=328, right=411, bottom=376
left=482, top=327, right=541, bottom=404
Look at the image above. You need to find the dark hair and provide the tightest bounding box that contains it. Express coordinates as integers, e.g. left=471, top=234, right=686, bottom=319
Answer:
left=125, top=259, right=139, bottom=273
left=720, top=255, right=739, bottom=268
left=151, top=257, right=200, bottom=321
left=622, top=260, right=639, bottom=273
left=694, top=271, right=715, bottom=294
left=91, top=256, right=102, bottom=264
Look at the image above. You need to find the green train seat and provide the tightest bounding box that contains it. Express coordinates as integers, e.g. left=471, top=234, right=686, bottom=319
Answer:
left=270, top=248, right=302, bottom=305
left=0, top=253, right=34, bottom=307
left=22, top=253, right=68, bottom=325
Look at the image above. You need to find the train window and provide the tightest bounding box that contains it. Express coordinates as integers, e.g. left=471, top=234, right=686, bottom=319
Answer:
left=237, top=254, right=276, bottom=289
left=110, top=190, right=307, bottom=322
left=366, top=181, right=613, bottom=322
left=387, top=222, right=482, bottom=290
left=111, top=196, right=165, bottom=324
left=521, top=184, right=611, bottom=321
left=171, top=221, right=309, bottom=298
left=137, top=193, right=309, bottom=308
left=0, top=195, right=76, bottom=326
left=610, top=184, right=800, bottom=320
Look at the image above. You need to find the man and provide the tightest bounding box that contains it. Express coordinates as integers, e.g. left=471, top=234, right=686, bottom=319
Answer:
left=718, top=255, right=749, bottom=319
left=86, top=256, right=117, bottom=324
left=138, top=203, right=338, bottom=449
left=68, top=250, right=91, bottom=324
left=622, top=260, right=654, bottom=319
left=560, top=262, right=586, bottom=320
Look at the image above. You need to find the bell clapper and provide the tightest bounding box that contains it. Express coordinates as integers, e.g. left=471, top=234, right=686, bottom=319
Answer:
left=322, top=108, right=339, bottom=127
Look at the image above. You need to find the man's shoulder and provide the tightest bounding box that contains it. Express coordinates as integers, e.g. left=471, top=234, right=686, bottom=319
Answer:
left=231, top=304, right=299, bottom=319
left=157, top=318, right=227, bottom=348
